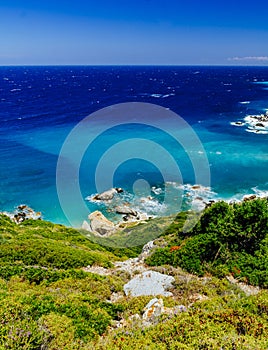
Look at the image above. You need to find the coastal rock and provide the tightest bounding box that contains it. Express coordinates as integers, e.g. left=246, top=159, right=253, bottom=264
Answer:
left=81, top=220, right=92, bottom=232
left=88, top=211, right=116, bottom=235
left=93, top=188, right=123, bottom=201
left=115, top=206, right=137, bottom=216
left=123, top=270, right=175, bottom=297
left=235, top=121, right=244, bottom=126
left=243, top=194, right=257, bottom=202
left=191, top=185, right=201, bottom=190
left=2, top=205, right=42, bottom=224
left=256, top=122, right=265, bottom=127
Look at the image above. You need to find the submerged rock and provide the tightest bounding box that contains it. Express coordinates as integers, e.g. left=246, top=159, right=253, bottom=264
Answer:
left=123, top=270, right=175, bottom=297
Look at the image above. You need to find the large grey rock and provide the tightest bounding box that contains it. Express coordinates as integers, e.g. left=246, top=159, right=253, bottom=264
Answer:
left=115, top=206, right=137, bottom=216
left=88, top=211, right=116, bottom=235
left=93, top=188, right=123, bottom=201
left=123, top=270, right=175, bottom=297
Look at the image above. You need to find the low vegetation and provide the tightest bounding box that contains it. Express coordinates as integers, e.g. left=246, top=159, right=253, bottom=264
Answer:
left=0, top=198, right=267, bottom=349
left=147, top=199, right=268, bottom=287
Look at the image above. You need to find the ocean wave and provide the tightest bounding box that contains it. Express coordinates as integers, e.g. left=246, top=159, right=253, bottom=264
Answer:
left=253, top=81, right=268, bottom=85
left=246, top=128, right=268, bottom=135
left=252, top=186, right=268, bottom=198
left=150, top=93, right=175, bottom=98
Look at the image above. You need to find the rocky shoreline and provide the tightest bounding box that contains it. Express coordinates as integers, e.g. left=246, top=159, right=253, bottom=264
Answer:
left=1, top=205, right=42, bottom=224
left=83, top=187, right=153, bottom=236
left=2, top=186, right=267, bottom=232
left=82, top=186, right=268, bottom=237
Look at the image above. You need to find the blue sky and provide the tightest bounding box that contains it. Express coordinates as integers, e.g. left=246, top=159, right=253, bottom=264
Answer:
left=1, top=0, right=268, bottom=65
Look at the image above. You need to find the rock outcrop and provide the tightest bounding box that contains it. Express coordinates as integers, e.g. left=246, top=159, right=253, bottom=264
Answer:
left=115, top=206, right=137, bottom=217
left=114, top=297, right=187, bottom=328
left=142, top=298, right=187, bottom=326
left=123, top=270, right=175, bottom=297
left=2, top=205, right=42, bottom=224
left=88, top=211, right=116, bottom=235
left=93, top=188, right=123, bottom=201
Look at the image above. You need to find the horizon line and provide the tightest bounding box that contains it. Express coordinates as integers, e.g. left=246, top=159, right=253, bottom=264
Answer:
left=1, top=64, right=268, bottom=68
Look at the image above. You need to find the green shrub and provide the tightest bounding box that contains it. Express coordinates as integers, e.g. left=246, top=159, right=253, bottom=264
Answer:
left=147, top=199, right=268, bottom=286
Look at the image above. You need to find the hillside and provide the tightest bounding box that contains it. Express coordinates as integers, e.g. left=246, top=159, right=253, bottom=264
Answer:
left=0, top=199, right=267, bottom=349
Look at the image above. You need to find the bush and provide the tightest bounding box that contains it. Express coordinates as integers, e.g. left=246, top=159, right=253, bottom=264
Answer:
left=147, top=199, right=268, bottom=286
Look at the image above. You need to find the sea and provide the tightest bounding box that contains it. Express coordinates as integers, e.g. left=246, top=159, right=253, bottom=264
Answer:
left=0, top=66, right=268, bottom=227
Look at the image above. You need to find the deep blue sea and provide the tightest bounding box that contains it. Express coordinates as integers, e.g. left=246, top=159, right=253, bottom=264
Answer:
left=0, top=66, right=268, bottom=227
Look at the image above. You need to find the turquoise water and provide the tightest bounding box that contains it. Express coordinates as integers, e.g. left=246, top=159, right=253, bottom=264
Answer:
left=0, top=66, right=267, bottom=227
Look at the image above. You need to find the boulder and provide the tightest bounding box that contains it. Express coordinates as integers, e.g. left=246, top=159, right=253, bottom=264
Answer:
left=142, top=298, right=187, bottom=326
left=81, top=220, right=92, bottom=232
left=243, top=194, right=257, bottom=202
left=142, top=298, right=164, bottom=324
left=123, top=270, right=175, bottom=297
left=93, top=188, right=123, bottom=201
left=138, top=240, right=155, bottom=261
left=115, top=206, right=137, bottom=216
left=88, top=211, right=116, bottom=235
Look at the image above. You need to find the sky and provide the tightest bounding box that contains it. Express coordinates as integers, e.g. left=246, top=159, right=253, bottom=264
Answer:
left=0, top=0, right=268, bottom=65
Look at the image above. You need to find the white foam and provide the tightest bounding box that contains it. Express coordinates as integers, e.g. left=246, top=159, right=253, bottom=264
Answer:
left=230, top=121, right=245, bottom=127
left=151, top=186, right=163, bottom=195
left=246, top=128, right=268, bottom=135
left=138, top=197, right=167, bottom=214
left=231, top=112, right=268, bottom=134
left=162, top=93, right=175, bottom=98
left=252, top=187, right=268, bottom=198
left=150, top=93, right=175, bottom=98
left=10, top=88, right=21, bottom=92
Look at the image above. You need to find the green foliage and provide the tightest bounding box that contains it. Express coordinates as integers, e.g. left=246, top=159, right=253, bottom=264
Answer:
left=97, top=292, right=268, bottom=349
left=147, top=199, right=268, bottom=287
left=0, top=217, right=126, bottom=274
left=0, top=200, right=267, bottom=349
